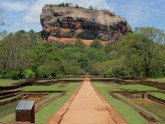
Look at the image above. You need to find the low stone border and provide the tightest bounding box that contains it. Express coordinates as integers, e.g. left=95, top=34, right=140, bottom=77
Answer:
left=0, top=89, right=20, bottom=95
left=112, top=93, right=158, bottom=123
left=47, top=82, right=83, bottom=124
left=148, top=94, right=165, bottom=105
left=91, top=82, right=128, bottom=124
left=35, top=92, right=66, bottom=113
left=0, top=94, right=24, bottom=105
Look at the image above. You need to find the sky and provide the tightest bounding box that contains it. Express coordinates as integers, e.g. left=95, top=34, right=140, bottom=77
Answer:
left=0, top=0, right=165, bottom=33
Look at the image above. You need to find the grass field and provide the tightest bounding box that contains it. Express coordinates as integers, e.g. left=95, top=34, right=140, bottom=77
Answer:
left=0, top=82, right=80, bottom=123
left=0, top=101, right=18, bottom=118
left=94, top=82, right=148, bottom=124
left=21, top=83, right=70, bottom=91
left=118, top=84, right=158, bottom=91
left=0, top=95, right=20, bottom=102
left=0, top=79, right=25, bottom=86
left=149, top=92, right=165, bottom=100
left=35, top=83, right=80, bottom=124
left=146, top=78, right=165, bottom=83
left=94, top=82, right=122, bottom=92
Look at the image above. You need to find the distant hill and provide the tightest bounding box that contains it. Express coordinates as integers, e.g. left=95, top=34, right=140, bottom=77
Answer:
left=40, top=4, right=132, bottom=45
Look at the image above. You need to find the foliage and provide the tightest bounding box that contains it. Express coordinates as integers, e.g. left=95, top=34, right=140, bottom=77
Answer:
left=117, top=31, right=165, bottom=77
left=90, top=39, right=103, bottom=49
left=0, top=79, right=24, bottom=86
left=8, top=70, right=20, bottom=80
left=0, top=26, right=165, bottom=78
left=24, top=69, right=35, bottom=79
left=135, top=27, right=165, bottom=44
left=55, top=73, right=65, bottom=79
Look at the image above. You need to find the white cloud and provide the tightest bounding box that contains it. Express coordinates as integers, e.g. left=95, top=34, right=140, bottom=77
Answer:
left=23, top=0, right=111, bottom=24
left=1, top=1, right=29, bottom=12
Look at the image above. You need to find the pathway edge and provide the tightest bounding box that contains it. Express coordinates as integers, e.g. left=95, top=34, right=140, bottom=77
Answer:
left=91, top=82, right=128, bottom=124
left=47, top=82, right=83, bottom=124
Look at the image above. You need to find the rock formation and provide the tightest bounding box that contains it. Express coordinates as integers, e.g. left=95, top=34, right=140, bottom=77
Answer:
left=40, top=5, right=132, bottom=44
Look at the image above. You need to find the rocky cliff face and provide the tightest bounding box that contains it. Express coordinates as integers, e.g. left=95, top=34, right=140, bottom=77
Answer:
left=40, top=5, right=132, bottom=44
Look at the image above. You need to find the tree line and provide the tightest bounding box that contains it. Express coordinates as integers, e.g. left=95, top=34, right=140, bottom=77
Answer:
left=0, top=27, right=165, bottom=79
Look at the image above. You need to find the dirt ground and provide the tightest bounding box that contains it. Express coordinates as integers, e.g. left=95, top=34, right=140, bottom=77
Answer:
left=48, top=78, right=127, bottom=124
left=25, top=97, right=42, bottom=102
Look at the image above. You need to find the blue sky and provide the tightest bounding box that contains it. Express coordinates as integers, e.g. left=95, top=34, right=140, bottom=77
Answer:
left=0, top=0, right=165, bottom=33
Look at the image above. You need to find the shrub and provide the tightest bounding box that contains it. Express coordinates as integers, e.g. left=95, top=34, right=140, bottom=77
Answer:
left=24, top=69, right=35, bottom=79
left=9, top=70, right=20, bottom=80
left=37, top=66, right=50, bottom=78
left=55, top=73, right=65, bottom=79
left=104, top=69, right=113, bottom=77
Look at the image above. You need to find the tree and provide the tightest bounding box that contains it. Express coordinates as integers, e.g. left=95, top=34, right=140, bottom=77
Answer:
left=0, top=32, right=32, bottom=78
left=0, top=9, right=6, bottom=39
left=135, top=27, right=165, bottom=44
left=135, top=27, right=165, bottom=76
left=0, top=31, right=7, bottom=39
left=30, top=41, right=64, bottom=77
left=90, top=39, right=103, bottom=49
left=62, top=60, right=85, bottom=75
left=74, top=39, right=85, bottom=49
left=117, top=32, right=165, bottom=77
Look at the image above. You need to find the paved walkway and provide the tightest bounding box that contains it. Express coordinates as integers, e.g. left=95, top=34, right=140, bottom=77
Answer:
left=60, top=78, right=116, bottom=124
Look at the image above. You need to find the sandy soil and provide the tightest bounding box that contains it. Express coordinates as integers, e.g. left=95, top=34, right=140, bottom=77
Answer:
left=59, top=78, right=115, bottom=124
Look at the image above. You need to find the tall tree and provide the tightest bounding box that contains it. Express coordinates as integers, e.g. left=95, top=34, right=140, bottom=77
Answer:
left=117, top=32, right=161, bottom=77
left=135, top=27, right=165, bottom=44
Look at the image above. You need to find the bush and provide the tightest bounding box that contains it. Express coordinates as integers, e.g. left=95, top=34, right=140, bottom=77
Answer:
left=9, top=70, right=20, bottom=80
left=55, top=73, right=65, bottom=79
left=37, top=66, right=50, bottom=78
left=104, top=69, right=113, bottom=77
left=24, top=69, right=35, bottom=79
left=90, top=39, right=103, bottom=49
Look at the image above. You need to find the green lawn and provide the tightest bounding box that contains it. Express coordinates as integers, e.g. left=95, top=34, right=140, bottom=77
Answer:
left=146, top=78, right=165, bottom=83
left=0, top=95, right=20, bottom=102
left=115, top=93, right=165, bottom=123
left=94, top=82, right=148, bottom=124
left=0, top=82, right=80, bottom=123
left=118, top=84, right=158, bottom=91
left=36, top=93, right=61, bottom=107
left=149, top=92, right=165, bottom=100
left=0, top=79, right=25, bottom=86
left=0, top=101, right=18, bottom=118
left=21, top=83, right=70, bottom=91
left=0, top=93, right=60, bottom=119
left=94, top=82, right=122, bottom=92
left=35, top=83, right=80, bottom=124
